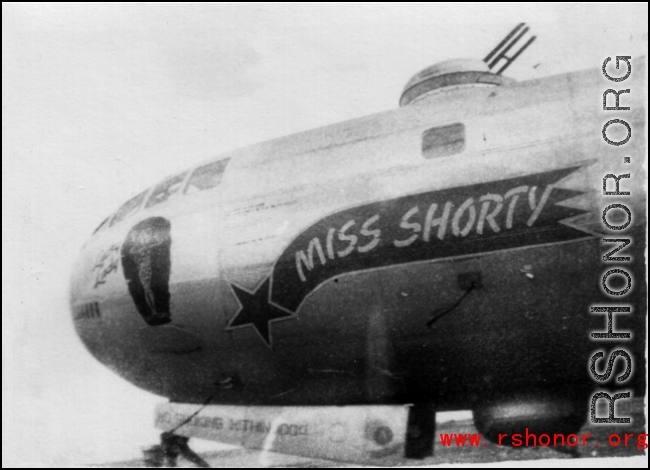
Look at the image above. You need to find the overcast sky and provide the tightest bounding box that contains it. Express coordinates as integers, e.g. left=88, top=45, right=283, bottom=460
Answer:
left=3, top=3, right=647, bottom=467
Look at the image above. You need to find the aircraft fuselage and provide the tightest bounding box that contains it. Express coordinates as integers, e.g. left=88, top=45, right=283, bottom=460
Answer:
left=70, top=60, right=646, bottom=414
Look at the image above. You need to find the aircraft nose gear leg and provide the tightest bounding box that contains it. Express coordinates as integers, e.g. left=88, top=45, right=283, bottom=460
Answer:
left=143, top=432, right=210, bottom=467
left=405, top=402, right=436, bottom=459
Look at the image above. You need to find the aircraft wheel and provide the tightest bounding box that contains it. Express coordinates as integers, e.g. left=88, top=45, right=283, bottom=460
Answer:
left=473, top=393, right=588, bottom=448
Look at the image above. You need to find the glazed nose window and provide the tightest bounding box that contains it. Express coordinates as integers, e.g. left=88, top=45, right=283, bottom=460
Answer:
left=111, top=190, right=147, bottom=226
left=422, top=123, right=465, bottom=159
left=146, top=172, right=188, bottom=209
left=185, top=158, right=229, bottom=195
left=93, top=216, right=110, bottom=234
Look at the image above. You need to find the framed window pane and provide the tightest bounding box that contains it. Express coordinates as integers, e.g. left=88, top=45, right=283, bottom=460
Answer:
left=185, top=159, right=229, bottom=195
left=422, top=123, right=465, bottom=159
left=93, top=216, right=110, bottom=234
left=145, top=172, right=187, bottom=208
left=111, top=190, right=147, bottom=226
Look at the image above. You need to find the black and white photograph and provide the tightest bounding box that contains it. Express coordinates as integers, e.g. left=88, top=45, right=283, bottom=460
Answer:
left=3, top=3, right=647, bottom=467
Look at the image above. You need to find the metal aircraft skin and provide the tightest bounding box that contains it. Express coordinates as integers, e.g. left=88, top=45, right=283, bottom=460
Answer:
left=70, top=43, right=646, bottom=457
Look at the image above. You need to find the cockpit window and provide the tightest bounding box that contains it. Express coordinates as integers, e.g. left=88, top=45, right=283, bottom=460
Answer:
left=422, top=123, right=465, bottom=159
left=111, top=190, right=148, bottom=226
left=185, top=159, right=229, bottom=195
left=93, top=216, right=110, bottom=234
left=145, top=172, right=188, bottom=208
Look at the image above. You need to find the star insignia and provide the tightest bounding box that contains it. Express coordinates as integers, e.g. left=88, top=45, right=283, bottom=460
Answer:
left=226, top=277, right=294, bottom=348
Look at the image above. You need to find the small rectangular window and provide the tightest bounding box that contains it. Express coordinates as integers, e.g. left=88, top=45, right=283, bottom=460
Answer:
left=185, top=158, right=229, bottom=195
left=422, top=123, right=465, bottom=159
left=111, top=190, right=147, bottom=226
left=146, top=172, right=187, bottom=209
